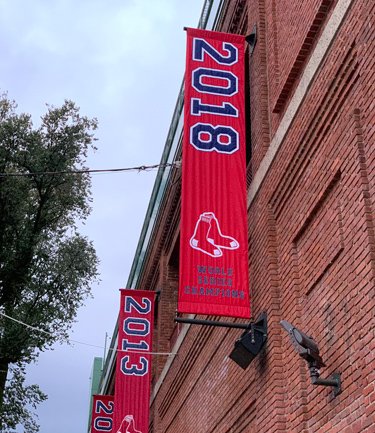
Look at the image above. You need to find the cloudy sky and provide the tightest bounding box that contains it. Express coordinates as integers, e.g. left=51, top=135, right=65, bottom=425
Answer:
left=0, top=0, right=203, bottom=431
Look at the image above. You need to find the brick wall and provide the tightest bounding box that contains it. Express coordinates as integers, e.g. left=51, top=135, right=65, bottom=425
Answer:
left=150, top=0, right=375, bottom=432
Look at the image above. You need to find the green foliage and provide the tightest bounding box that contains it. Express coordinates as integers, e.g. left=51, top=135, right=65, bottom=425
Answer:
left=0, top=93, right=100, bottom=430
left=0, top=364, right=47, bottom=433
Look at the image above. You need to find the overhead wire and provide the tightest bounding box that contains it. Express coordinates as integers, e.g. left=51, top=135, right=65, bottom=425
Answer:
left=0, top=161, right=182, bottom=178
left=0, top=311, right=176, bottom=356
left=0, top=160, right=182, bottom=356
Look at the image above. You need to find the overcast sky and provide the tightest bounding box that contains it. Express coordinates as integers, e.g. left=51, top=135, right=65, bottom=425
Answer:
left=0, top=1, right=203, bottom=432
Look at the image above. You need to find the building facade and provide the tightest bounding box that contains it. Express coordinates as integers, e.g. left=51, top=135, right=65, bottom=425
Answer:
left=96, top=0, right=375, bottom=432
left=87, top=357, right=103, bottom=431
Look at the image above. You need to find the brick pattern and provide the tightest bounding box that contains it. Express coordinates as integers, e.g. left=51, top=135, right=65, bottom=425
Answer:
left=272, top=0, right=335, bottom=113
left=247, top=0, right=272, bottom=174
left=153, top=255, right=179, bottom=380
left=148, top=0, right=375, bottom=432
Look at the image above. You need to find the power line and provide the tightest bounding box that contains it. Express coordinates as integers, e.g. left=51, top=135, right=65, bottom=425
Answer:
left=0, top=161, right=182, bottom=178
left=0, top=311, right=176, bottom=356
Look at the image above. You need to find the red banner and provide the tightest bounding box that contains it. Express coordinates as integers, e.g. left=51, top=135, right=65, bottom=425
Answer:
left=91, top=395, right=114, bottom=433
left=113, top=289, right=154, bottom=433
left=179, top=28, right=250, bottom=318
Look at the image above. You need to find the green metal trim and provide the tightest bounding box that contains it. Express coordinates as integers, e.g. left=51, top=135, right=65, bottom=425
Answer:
left=98, top=0, right=224, bottom=393
left=125, top=0, right=215, bottom=291
left=87, top=357, right=103, bottom=432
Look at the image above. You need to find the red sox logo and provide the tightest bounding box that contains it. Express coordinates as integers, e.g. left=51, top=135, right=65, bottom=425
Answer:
left=190, top=211, right=239, bottom=258
left=116, top=415, right=141, bottom=433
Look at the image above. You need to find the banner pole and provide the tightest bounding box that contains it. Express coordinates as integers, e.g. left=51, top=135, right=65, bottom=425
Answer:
left=175, top=317, right=250, bottom=329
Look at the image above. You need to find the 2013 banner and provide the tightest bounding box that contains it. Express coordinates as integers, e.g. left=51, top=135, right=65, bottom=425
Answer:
left=179, top=28, right=250, bottom=318
left=91, top=395, right=114, bottom=433
left=113, top=289, right=154, bottom=433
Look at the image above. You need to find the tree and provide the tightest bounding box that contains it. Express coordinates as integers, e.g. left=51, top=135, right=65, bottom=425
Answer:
left=0, top=364, right=47, bottom=433
left=0, top=94, right=99, bottom=429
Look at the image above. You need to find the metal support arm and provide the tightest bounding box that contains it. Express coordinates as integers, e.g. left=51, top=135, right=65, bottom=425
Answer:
left=309, top=364, right=341, bottom=396
left=174, top=316, right=250, bottom=329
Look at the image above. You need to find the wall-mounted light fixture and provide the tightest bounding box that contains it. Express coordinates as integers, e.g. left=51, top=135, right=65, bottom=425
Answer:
left=229, top=312, right=267, bottom=369
left=280, top=320, right=341, bottom=396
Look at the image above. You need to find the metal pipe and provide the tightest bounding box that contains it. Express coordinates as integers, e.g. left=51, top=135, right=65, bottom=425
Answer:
left=175, top=317, right=250, bottom=329
left=309, top=366, right=342, bottom=396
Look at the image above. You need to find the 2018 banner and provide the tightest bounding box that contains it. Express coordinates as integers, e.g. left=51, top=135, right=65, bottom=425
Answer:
left=179, top=28, right=250, bottom=318
left=91, top=395, right=114, bottom=433
left=113, top=289, right=154, bottom=433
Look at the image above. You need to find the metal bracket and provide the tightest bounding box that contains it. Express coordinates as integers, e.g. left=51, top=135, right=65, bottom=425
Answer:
left=251, top=312, right=267, bottom=339
left=245, top=24, right=257, bottom=54
left=309, top=364, right=342, bottom=397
